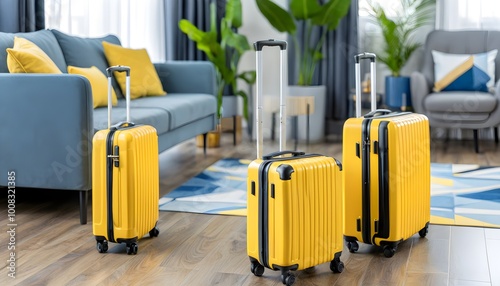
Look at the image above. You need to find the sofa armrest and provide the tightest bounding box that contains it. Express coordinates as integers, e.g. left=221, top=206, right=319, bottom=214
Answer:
left=0, top=74, right=94, bottom=191
left=154, top=61, right=217, bottom=96
left=410, top=71, right=431, bottom=114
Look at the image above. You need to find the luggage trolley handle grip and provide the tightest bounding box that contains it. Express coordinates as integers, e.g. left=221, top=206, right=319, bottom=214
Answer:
left=254, top=39, right=288, bottom=159
left=354, top=52, right=377, bottom=118
left=364, top=109, right=393, bottom=118
left=106, top=65, right=132, bottom=129
left=263, top=151, right=305, bottom=160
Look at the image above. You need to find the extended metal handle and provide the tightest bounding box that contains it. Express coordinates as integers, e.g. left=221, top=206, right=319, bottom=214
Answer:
left=106, top=65, right=131, bottom=129
left=354, top=53, right=377, bottom=117
left=255, top=40, right=288, bottom=159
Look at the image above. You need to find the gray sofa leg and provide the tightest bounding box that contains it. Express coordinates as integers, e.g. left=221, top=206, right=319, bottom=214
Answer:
left=80, top=190, right=88, bottom=225
left=495, top=127, right=499, bottom=144
left=473, top=129, right=479, bottom=153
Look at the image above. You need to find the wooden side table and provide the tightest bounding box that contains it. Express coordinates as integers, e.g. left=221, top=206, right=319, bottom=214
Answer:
left=266, top=96, right=315, bottom=150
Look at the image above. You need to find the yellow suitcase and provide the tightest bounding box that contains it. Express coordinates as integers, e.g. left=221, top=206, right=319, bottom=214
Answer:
left=343, top=53, right=430, bottom=258
left=247, top=40, right=344, bottom=286
left=92, top=66, right=159, bottom=255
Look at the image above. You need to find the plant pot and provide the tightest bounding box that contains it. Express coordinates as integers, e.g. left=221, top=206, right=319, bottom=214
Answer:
left=385, top=76, right=412, bottom=110
left=196, top=124, right=221, bottom=148
left=288, top=85, right=326, bottom=143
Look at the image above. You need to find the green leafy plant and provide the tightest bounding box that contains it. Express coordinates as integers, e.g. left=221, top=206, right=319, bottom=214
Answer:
left=179, top=0, right=255, bottom=120
left=255, top=0, right=351, bottom=85
left=367, top=0, right=435, bottom=77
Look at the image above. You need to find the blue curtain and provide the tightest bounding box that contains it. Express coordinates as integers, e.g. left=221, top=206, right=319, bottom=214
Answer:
left=0, top=0, right=45, bottom=32
left=287, top=0, right=359, bottom=130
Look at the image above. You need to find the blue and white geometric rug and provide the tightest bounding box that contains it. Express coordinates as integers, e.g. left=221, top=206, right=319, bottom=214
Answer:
left=159, top=159, right=500, bottom=228
left=430, top=163, right=500, bottom=228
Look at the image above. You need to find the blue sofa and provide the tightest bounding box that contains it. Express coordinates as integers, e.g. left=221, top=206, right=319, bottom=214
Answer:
left=0, top=30, right=217, bottom=224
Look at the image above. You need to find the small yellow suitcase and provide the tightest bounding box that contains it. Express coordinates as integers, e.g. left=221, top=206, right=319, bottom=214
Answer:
left=247, top=40, right=344, bottom=286
left=92, top=66, right=159, bottom=255
left=343, top=53, right=430, bottom=258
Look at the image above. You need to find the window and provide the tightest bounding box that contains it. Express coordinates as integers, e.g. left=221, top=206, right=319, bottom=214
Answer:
left=44, top=0, right=165, bottom=62
left=437, top=0, right=500, bottom=30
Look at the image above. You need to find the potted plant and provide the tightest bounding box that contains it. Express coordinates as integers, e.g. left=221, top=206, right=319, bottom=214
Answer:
left=367, top=0, right=435, bottom=110
left=255, top=0, right=351, bottom=142
left=179, top=0, right=255, bottom=147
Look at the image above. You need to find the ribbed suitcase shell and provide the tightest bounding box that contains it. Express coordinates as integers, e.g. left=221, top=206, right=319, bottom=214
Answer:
left=247, top=155, right=343, bottom=271
left=92, top=124, right=159, bottom=247
left=343, top=113, right=430, bottom=252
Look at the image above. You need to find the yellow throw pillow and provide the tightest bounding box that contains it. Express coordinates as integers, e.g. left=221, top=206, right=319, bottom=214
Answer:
left=102, top=41, right=166, bottom=99
left=67, top=66, right=118, bottom=109
left=6, top=37, right=62, bottom=74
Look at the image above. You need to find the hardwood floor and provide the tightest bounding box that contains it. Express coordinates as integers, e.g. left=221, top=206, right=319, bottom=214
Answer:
left=1, top=130, right=499, bottom=286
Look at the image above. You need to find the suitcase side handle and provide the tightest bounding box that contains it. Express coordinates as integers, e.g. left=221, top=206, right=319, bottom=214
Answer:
left=263, top=150, right=305, bottom=160
left=106, top=65, right=131, bottom=129
left=354, top=53, right=377, bottom=117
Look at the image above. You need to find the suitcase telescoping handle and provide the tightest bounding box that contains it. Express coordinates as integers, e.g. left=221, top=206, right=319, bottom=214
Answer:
left=254, top=39, right=287, bottom=159
left=106, top=65, right=131, bottom=129
left=354, top=52, right=377, bottom=118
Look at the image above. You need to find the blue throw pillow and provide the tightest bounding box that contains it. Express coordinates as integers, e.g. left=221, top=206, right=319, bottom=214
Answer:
left=51, top=29, right=124, bottom=98
left=432, top=49, right=497, bottom=92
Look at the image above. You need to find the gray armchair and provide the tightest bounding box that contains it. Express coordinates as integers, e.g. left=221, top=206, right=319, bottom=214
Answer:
left=411, top=30, right=500, bottom=152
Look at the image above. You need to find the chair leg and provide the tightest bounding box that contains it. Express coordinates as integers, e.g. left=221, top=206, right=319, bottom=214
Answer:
left=495, top=127, right=499, bottom=144
left=473, top=129, right=479, bottom=153
left=203, top=133, right=208, bottom=156
left=233, top=115, right=237, bottom=146
left=79, top=190, right=88, bottom=225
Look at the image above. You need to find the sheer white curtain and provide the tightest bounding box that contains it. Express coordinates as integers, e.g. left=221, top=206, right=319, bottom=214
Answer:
left=44, top=0, right=165, bottom=62
left=437, top=0, right=500, bottom=30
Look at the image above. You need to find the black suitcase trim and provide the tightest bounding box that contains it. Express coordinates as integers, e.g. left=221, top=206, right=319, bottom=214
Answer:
left=106, top=130, right=117, bottom=243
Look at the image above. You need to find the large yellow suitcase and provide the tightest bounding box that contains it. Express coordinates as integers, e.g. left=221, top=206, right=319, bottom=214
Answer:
left=247, top=40, right=344, bottom=286
left=343, top=53, right=430, bottom=258
left=92, top=66, right=159, bottom=255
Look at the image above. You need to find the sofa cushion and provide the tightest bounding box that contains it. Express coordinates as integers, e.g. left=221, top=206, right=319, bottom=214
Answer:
left=93, top=105, right=170, bottom=135
left=7, top=37, right=63, bottom=74
left=68, top=66, right=118, bottom=108
left=424, top=92, right=497, bottom=113
left=102, top=41, right=166, bottom=99
left=0, top=29, right=67, bottom=73
left=51, top=29, right=124, bottom=98
left=120, top=94, right=217, bottom=130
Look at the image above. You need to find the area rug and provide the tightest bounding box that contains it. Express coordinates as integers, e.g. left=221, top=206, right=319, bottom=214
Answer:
left=159, top=158, right=500, bottom=228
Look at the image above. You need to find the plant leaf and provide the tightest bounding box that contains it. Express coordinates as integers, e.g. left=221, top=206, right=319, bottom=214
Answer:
left=256, top=0, right=296, bottom=34
left=312, top=0, right=351, bottom=30
left=289, top=0, right=322, bottom=20
left=238, top=71, right=256, bottom=84
left=225, top=0, right=243, bottom=28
